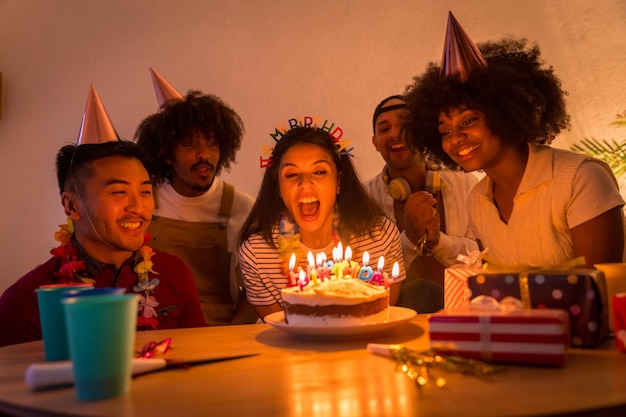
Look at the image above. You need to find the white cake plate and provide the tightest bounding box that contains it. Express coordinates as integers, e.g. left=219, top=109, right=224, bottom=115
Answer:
left=264, top=306, right=417, bottom=339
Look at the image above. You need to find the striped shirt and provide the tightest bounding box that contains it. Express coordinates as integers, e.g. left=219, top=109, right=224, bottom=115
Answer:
left=238, top=217, right=406, bottom=306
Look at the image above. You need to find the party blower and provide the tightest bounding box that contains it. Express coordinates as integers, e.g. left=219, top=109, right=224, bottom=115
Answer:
left=25, top=353, right=259, bottom=391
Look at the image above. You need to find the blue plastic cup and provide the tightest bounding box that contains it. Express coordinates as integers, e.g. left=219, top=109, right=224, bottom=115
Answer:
left=63, top=293, right=139, bottom=401
left=35, top=283, right=94, bottom=361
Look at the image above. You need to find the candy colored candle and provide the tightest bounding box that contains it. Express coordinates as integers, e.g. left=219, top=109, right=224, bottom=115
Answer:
left=307, top=251, right=318, bottom=284
left=334, top=244, right=351, bottom=280
left=298, top=269, right=308, bottom=290
left=369, top=256, right=384, bottom=286
left=357, top=251, right=373, bottom=282
left=316, top=252, right=330, bottom=280
left=384, top=261, right=399, bottom=288
left=331, top=245, right=343, bottom=279
left=343, top=246, right=359, bottom=277
left=288, top=253, right=298, bottom=286
left=323, top=251, right=334, bottom=272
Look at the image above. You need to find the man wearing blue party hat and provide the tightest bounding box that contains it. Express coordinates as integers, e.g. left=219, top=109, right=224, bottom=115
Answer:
left=135, top=68, right=257, bottom=325
left=0, top=85, right=206, bottom=347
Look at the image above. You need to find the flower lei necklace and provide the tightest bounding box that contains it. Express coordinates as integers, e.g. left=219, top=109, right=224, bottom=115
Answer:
left=51, top=218, right=161, bottom=329
left=276, top=211, right=340, bottom=283
left=133, top=242, right=160, bottom=329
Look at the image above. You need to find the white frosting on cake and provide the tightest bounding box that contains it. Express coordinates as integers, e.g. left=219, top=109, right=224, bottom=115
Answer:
left=281, top=277, right=388, bottom=306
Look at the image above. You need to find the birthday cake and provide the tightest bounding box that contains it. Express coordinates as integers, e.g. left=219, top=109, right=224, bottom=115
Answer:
left=281, top=277, right=390, bottom=326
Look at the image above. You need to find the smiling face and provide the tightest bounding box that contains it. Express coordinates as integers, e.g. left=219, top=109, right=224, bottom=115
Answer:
left=278, top=143, right=339, bottom=247
left=438, top=107, right=510, bottom=173
left=168, top=131, right=220, bottom=197
left=67, top=156, right=154, bottom=267
left=372, top=100, right=420, bottom=172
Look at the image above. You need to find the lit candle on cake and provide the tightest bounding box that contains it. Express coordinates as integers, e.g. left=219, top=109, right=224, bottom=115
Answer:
left=316, top=252, right=330, bottom=280
left=331, top=245, right=343, bottom=279
left=343, top=246, right=359, bottom=278
left=323, top=251, right=334, bottom=273
left=288, top=253, right=298, bottom=286
left=307, top=251, right=318, bottom=284
left=384, top=261, right=400, bottom=288
left=357, top=251, right=373, bottom=282
left=369, top=256, right=384, bottom=286
left=298, top=268, right=307, bottom=290
left=337, top=242, right=352, bottom=279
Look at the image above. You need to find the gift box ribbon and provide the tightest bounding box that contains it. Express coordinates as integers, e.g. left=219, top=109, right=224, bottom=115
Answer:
left=456, top=248, right=490, bottom=267
left=470, top=296, right=524, bottom=361
left=477, top=256, right=587, bottom=309
left=480, top=255, right=586, bottom=273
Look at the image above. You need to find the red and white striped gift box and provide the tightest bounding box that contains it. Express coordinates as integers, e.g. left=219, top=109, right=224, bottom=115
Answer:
left=429, top=308, right=570, bottom=366
left=444, top=265, right=480, bottom=310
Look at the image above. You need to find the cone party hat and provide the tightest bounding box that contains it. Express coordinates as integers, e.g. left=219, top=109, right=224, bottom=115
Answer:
left=440, top=11, right=486, bottom=81
left=150, top=67, right=183, bottom=109
left=77, top=85, right=120, bottom=145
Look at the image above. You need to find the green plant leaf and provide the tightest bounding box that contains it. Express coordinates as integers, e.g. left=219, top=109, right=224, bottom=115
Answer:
left=570, top=112, right=626, bottom=178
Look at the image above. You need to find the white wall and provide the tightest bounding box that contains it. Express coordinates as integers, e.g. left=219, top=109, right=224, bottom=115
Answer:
left=1, top=0, right=625, bottom=292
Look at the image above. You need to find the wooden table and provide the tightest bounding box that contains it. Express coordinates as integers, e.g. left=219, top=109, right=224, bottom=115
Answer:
left=0, top=315, right=625, bottom=417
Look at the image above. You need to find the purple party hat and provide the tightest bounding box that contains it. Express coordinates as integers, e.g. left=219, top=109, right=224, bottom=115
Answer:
left=440, top=11, right=486, bottom=81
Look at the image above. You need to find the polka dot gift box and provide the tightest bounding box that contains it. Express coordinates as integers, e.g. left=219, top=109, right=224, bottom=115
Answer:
left=467, top=270, right=609, bottom=348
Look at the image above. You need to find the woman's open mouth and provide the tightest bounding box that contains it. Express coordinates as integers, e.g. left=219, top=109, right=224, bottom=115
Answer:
left=298, top=197, right=320, bottom=219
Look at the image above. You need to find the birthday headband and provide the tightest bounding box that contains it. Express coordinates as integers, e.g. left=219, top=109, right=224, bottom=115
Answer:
left=259, top=116, right=354, bottom=168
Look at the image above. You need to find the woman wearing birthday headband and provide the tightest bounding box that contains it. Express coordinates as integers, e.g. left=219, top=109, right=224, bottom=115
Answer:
left=238, top=125, right=406, bottom=321
left=404, top=14, right=625, bottom=268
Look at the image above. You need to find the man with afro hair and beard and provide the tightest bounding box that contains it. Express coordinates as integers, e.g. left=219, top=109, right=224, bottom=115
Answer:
left=135, top=91, right=258, bottom=325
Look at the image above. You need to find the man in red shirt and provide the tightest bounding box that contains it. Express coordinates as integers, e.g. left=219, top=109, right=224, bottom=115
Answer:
left=0, top=140, right=206, bottom=347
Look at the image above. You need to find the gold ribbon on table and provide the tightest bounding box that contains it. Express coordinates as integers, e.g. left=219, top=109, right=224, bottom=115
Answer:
left=368, top=344, right=503, bottom=388
left=476, top=256, right=587, bottom=310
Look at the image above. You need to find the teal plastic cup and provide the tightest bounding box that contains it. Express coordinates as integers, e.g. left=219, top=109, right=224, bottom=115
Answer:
left=63, top=293, right=139, bottom=401
left=36, top=283, right=94, bottom=361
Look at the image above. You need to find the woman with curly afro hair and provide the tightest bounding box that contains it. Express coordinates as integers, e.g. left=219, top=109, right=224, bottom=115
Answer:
left=405, top=37, right=624, bottom=268
left=135, top=90, right=258, bottom=326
